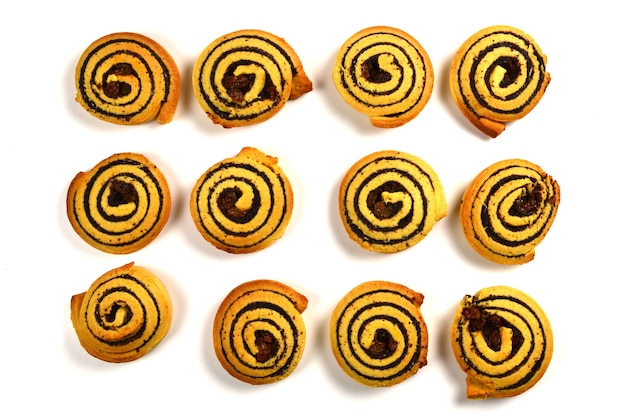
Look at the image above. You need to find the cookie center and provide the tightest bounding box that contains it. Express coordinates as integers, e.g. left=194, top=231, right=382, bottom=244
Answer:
left=366, top=328, right=398, bottom=359
left=217, top=187, right=259, bottom=223
left=462, top=306, right=523, bottom=353
left=223, top=62, right=279, bottom=103
left=254, top=330, right=279, bottom=363
left=510, top=184, right=543, bottom=217
left=494, top=56, right=521, bottom=88
left=103, top=63, right=134, bottom=99
left=367, top=181, right=407, bottom=220
left=103, top=301, right=132, bottom=328
left=108, top=180, right=139, bottom=206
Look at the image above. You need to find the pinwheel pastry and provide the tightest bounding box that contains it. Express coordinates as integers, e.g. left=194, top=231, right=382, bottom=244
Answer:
left=449, top=25, right=550, bottom=137
left=190, top=147, right=293, bottom=254
left=330, top=281, right=428, bottom=387
left=70, top=262, right=173, bottom=363
left=450, top=286, right=553, bottom=399
left=338, top=150, right=447, bottom=253
left=460, top=158, right=560, bottom=264
left=193, top=29, right=312, bottom=128
left=75, top=32, right=180, bottom=125
left=66, top=152, right=171, bottom=254
left=213, top=280, right=308, bottom=384
left=332, top=26, right=434, bottom=128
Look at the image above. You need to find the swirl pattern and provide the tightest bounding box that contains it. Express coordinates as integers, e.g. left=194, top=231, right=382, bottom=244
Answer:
left=330, top=281, right=428, bottom=387
left=75, top=32, right=180, bottom=125
left=333, top=26, right=434, bottom=128
left=450, top=286, right=553, bottom=399
left=339, top=150, right=447, bottom=253
left=190, top=147, right=293, bottom=254
left=70, top=263, right=173, bottom=363
left=193, top=29, right=312, bottom=128
left=449, top=25, right=550, bottom=137
left=460, top=159, right=560, bottom=265
left=66, top=152, right=171, bottom=254
left=213, top=280, right=308, bottom=385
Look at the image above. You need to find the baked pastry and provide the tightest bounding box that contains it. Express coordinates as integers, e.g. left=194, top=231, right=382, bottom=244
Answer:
left=450, top=286, right=553, bottom=399
left=338, top=150, right=447, bottom=253
left=190, top=147, right=293, bottom=253
left=70, top=262, right=173, bottom=363
left=449, top=25, right=550, bottom=137
left=330, top=281, right=428, bottom=387
left=66, top=152, right=171, bottom=254
left=332, top=26, right=434, bottom=128
left=213, top=280, right=308, bottom=385
left=75, top=32, right=180, bottom=125
left=460, top=158, right=560, bottom=265
left=192, top=29, right=312, bottom=128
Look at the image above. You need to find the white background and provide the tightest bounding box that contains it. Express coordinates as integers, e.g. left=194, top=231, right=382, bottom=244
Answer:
left=1, top=1, right=623, bottom=416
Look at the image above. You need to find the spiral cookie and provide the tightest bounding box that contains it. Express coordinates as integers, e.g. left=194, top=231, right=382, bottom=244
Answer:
left=332, top=26, right=434, bottom=128
left=75, top=32, right=180, bottom=125
left=449, top=25, right=550, bottom=137
left=460, top=159, right=560, bottom=265
left=450, top=286, right=553, bottom=399
left=213, top=280, right=308, bottom=385
left=339, top=150, right=447, bottom=253
left=66, top=152, right=171, bottom=254
left=193, top=29, right=312, bottom=128
left=190, top=147, right=293, bottom=254
left=70, top=263, right=173, bottom=363
left=330, top=281, right=428, bottom=387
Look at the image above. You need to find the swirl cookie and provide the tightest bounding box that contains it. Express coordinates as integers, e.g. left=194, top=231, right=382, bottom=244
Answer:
left=330, top=281, right=428, bottom=387
left=338, top=150, right=447, bottom=253
left=449, top=25, right=550, bottom=137
left=70, top=263, right=173, bottom=363
left=213, top=280, right=308, bottom=385
left=193, top=29, right=312, bottom=128
left=333, top=26, right=434, bottom=128
left=460, top=159, right=560, bottom=265
left=450, top=286, right=553, bottom=399
left=75, top=32, right=180, bottom=125
left=66, top=152, right=171, bottom=254
left=190, top=147, right=293, bottom=254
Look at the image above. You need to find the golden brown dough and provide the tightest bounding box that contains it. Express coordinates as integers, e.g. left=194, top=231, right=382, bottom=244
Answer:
left=213, top=280, right=308, bottom=384
left=75, top=32, right=180, bottom=125
left=449, top=25, right=550, bottom=137
left=70, top=262, right=172, bottom=363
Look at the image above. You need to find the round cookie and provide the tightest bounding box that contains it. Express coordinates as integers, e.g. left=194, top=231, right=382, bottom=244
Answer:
left=190, top=147, right=293, bottom=254
left=449, top=25, right=550, bottom=137
left=450, top=286, right=553, bottom=399
left=66, top=152, right=171, bottom=254
left=193, top=29, right=312, bottom=128
left=460, top=158, right=560, bottom=265
left=70, top=262, right=173, bottom=363
left=75, top=32, right=180, bottom=125
left=330, top=281, right=429, bottom=387
left=332, top=26, right=434, bottom=128
left=338, top=150, right=447, bottom=253
left=213, top=280, right=308, bottom=385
